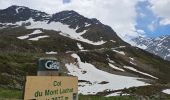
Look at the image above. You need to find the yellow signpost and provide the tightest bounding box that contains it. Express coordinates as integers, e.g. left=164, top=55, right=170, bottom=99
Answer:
left=24, top=76, right=78, bottom=100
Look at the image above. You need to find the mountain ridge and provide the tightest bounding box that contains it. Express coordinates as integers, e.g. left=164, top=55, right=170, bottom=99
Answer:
left=0, top=5, right=170, bottom=98
left=132, top=35, right=170, bottom=61
left=0, top=5, right=126, bottom=45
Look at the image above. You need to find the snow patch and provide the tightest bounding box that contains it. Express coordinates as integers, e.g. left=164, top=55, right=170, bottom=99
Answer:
left=124, top=66, right=158, bottom=79
left=15, top=7, right=23, bottom=13
left=129, top=41, right=147, bottom=50
left=106, top=92, right=129, bottom=97
left=129, top=57, right=134, bottom=61
left=106, top=92, right=121, bottom=97
left=17, top=30, right=43, bottom=40
left=60, top=16, right=71, bottom=21
left=130, top=61, right=136, bottom=65
left=28, top=35, right=49, bottom=41
left=119, top=46, right=126, bottom=48
left=162, top=89, right=170, bottom=94
left=107, top=58, right=115, bottom=63
left=168, top=49, right=170, bottom=52
left=166, top=54, right=170, bottom=57
left=80, top=50, right=89, bottom=52
left=17, top=35, right=29, bottom=40
left=137, top=45, right=147, bottom=49
left=16, top=18, right=106, bottom=45
left=112, top=50, right=125, bottom=55
left=85, top=22, right=91, bottom=27
left=108, top=63, right=124, bottom=72
left=46, top=51, right=58, bottom=54
left=29, top=30, right=42, bottom=35
left=65, top=53, right=149, bottom=95
left=77, top=43, right=84, bottom=50
left=110, top=40, right=116, bottom=43
left=6, top=18, right=106, bottom=45
left=65, top=51, right=74, bottom=54
left=164, top=54, right=170, bottom=59
left=112, top=46, right=126, bottom=49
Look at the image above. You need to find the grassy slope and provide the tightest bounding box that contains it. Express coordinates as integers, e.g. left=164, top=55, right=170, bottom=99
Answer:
left=0, top=28, right=170, bottom=99
left=0, top=87, right=22, bottom=99
left=122, top=47, right=170, bottom=82
left=0, top=88, right=137, bottom=100
left=0, top=87, right=170, bottom=100
left=77, top=48, right=170, bottom=83
left=79, top=95, right=137, bottom=100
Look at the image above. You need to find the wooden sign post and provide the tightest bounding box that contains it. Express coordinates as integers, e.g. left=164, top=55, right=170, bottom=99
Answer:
left=24, top=76, right=78, bottom=100
left=23, top=57, right=78, bottom=100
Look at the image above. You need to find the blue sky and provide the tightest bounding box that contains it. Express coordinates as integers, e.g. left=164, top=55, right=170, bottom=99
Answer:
left=135, top=0, right=170, bottom=38
left=63, top=0, right=71, bottom=4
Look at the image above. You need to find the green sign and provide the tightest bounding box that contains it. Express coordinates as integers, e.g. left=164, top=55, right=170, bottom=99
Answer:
left=38, top=58, right=60, bottom=71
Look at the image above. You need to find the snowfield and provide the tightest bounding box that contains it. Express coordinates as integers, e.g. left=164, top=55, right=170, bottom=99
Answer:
left=28, top=35, right=49, bottom=41
left=17, top=35, right=29, bottom=40
left=123, top=66, right=158, bottom=79
left=112, top=49, right=125, bottom=55
left=28, top=30, right=42, bottom=35
left=17, top=29, right=43, bottom=40
left=108, top=63, right=124, bottom=72
left=106, top=92, right=129, bottom=97
left=45, top=51, right=58, bottom=54
left=15, top=18, right=106, bottom=45
left=162, top=89, right=170, bottom=94
left=65, top=53, right=149, bottom=95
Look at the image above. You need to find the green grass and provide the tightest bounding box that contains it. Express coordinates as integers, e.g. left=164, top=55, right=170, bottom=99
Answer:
left=0, top=87, right=136, bottom=100
left=79, top=95, right=137, bottom=100
left=0, top=87, right=170, bottom=100
left=0, top=87, right=22, bottom=99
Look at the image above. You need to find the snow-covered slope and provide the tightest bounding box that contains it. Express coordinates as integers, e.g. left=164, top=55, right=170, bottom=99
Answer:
left=14, top=18, right=105, bottom=45
left=66, top=54, right=149, bottom=95
left=132, top=36, right=170, bottom=61
left=0, top=5, right=125, bottom=46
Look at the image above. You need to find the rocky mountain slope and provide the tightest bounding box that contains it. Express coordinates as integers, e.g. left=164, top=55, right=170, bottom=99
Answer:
left=0, top=5, right=170, bottom=98
left=132, top=36, right=170, bottom=61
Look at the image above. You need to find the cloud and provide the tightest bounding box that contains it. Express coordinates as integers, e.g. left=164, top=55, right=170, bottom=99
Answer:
left=147, top=21, right=157, bottom=32
left=0, top=0, right=141, bottom=41
left=149, top=0, right=170, bottom=25
left=138, top=12, right=146, bottom=18
left=160, top=18, right=170, bottom=26
left=148, top=23, right=155, bottom=32
left=136, top=29, right=145, bottom=34
left=0, top=0, right=12, bottom=9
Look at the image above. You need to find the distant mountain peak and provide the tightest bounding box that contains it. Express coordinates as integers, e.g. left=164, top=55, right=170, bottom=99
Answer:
left=7, top=5, right=27, bottom=9
left=57, top=10, right=80, bottom=15
left=132, top=35, right=170, bottom=61
left=6, top=5, right=29, bottom=13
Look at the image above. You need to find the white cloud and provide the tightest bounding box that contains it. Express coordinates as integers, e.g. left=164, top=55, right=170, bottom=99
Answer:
left=0, top=0, right=12, bottom=9
left=0, top=0, right=141, bottom=42
left=149, top=0, right=170, bottom=25
left=136, top=29, right=145, bottom=34
left=139, top=12, right=146, bottom=18
left=148, top=24, right=155, bottom=32
left=148, top=20, right=157, bottom=32
left=160, top=18, right=170, bottom=25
